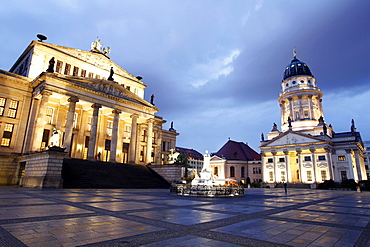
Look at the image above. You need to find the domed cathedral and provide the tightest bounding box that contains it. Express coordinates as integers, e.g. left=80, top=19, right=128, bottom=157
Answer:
left=0, top=36, right=179, bottom=187
left=260, top=49, right=367, bottom=186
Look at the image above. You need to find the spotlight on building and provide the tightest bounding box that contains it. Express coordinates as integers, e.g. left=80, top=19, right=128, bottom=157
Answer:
left=37, top=34, right=47, bottom=42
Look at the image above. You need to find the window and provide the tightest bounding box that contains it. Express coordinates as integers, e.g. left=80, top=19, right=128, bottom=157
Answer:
left=64, top=63, right=71, bottom=75
left=45, top=107, right=54, bottom=124
left=267, top=158, right=273, bottom=163
left=279, top=157, right=285, bottom=162
left=127, top=86, right=131, bottom=91
left=124, top=125, right=131, bottom=139
left=338, top=156, right=346, bottom=161
left=7, top=100, right=18, bottom=118
left=56, top=60, right=63, bottom=73
left=88, top=72, right=94, bottom=78
left=73, top=113, right=78, bottom=129
left=72, top=66, right=79, bottom=76
left=87, top=116, right=92, bottom=131
left=142, top=130, right=147, bottom=142
left=41, top=129, right=50, bottom=149
left=304, top=156, right=311, bottom=162
left=253, top=167, right=262, bottom=174
left=304, top=110, right=309, bottom=119
left=214, top=167, right=218, bottom=176
left=292, top=81, right=296, bottom=84
left=81, top=69, right=87, bottom=77
left=307, top=171, right=312, bottom=181
left=230, top=166, right=235, bottom=177
left=295, top=111, right=300, bottom=120
left=0, top=97, right=6, bottom=116
left=281, top=171, right=286, bottom=182
left=241, top=167, right=245, bottom=177
left=152, top=132, right=156, bottom=144
left=341, top=171, right=347, bottom=181
left=1, top=123, right=14, bottom=147
left=106, top=120, right=113, bottom=136
left=95, top=75, right=100, bottom=79
left=318, top=155, right=326, bottom=161
left=321, top=170, right=327, bottom=181
left=269, top=172, right=274, bottom=181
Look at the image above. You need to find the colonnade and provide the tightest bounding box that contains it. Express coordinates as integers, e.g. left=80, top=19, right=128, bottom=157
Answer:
left=29, top=92, right=156, bottom=164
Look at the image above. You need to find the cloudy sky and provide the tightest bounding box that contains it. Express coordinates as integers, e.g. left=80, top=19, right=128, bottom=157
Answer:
left=1, top=1, right=369, bottom=154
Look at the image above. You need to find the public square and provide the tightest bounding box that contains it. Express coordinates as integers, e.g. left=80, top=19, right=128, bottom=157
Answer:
left=0, top=187, right=369, bottom=247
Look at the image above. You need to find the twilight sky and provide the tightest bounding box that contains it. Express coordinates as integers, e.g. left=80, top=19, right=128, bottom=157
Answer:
left=1, top=0, right=369, bottom=154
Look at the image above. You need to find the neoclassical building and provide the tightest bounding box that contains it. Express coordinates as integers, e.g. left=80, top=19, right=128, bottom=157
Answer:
left=0, top=37, right=178, bottom=186
left=260, top=51, right=367, bottom=185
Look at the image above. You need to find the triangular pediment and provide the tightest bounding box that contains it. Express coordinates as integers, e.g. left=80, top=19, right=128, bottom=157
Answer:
left=260, top=130, right=326, bottom=147
left=38, top=42, right=140, bottom=83
left=210, top=155, right=225, bottom=162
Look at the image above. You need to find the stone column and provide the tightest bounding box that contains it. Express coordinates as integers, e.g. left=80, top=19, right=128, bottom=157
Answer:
left=271, top=151, right=277, bottom=182
left=353, top=149, right=362, bottom=181
left=308, top=95, right=314, bottom=119
left=129, top=114, right=139, bottom=164
left=87, top=103, right=102, bottom=160
left=145, top=119, right=154, bottom=164
left=310, top=148, right=317, bottom=183
left=110, top=109, right=121, bottom=163
left=325, top=147, right=334, bottom=180
left=298, top=96, right=303, bottom=120
left=346, top=149, right=356, bottom=180
left=283, top=150, right=290, bottom=182
left=31, top=91, right=52, bottom=152
left=296, top=149, right=302, bottom=182
left=288, top=98, right=294, bottom=120
left=63, top=96, right=79, bottom=153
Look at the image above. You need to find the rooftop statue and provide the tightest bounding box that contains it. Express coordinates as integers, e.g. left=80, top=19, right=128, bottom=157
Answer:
left=91, top=37, right=111, bottom=55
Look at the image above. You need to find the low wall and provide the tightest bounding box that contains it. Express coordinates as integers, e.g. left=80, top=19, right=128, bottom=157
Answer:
left=149, top=164, right=183, bottom=183
left=20, top=149, right=66, bottom=188
left=0, top=154, right=19, bottom=185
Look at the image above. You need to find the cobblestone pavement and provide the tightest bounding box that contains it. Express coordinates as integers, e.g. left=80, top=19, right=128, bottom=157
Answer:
left=0, top=187, right=369, bottom=247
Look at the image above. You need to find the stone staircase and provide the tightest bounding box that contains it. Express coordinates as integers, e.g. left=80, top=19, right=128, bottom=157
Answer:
left=62, top=158, right=170, bottom=189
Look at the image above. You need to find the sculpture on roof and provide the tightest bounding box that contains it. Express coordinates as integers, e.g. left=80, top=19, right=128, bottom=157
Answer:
left=107, top=67, right=114, bottom=81
left=261, top=133, right=265, bottom=141
left=271, top=123, right=278, bottom=132
left=351, top=119, right=356, bottom=133
left=91, top=37, right=111, bottom=55
left=287, top=117, right=292, bottom=128
left=150, top=94, right=155, bottom=105
left=46, top=57, right=55, bottom=73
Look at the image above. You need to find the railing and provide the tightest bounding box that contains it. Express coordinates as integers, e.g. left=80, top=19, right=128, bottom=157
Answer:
left=170, top=184, right=244, bottom=197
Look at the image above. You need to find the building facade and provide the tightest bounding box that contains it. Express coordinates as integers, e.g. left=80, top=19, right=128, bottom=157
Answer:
left=0, top=38, right=178, bottom=186
left=208, top=140, right=262, bottom=184
left=260, top=51, right=367, bottom=185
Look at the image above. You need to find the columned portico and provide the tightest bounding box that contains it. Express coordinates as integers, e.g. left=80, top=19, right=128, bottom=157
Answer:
left=31, top=91, right=52, bottom=152
left=64, top=96, right=79, bottom=153
left=87, top=103, right=102, bottom=160
left=129, top=114, right=139, bottom=164
left=109, top=109, right=121, bottom=162
left=283, top=150, right=290, bottom=182
left=296, top=149, right=302, bottom=182
left=310, top=148, right=317, bottom=183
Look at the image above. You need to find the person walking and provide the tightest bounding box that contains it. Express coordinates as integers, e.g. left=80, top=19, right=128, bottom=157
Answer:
left=284, top=182, right=287, bottom=193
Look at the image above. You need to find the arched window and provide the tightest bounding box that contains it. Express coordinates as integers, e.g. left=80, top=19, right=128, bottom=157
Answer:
left=230, top=166, right=235, bottom=177
left=214, top=167, right=218, bottom=176
left=241, top=167, right=245, bottom=177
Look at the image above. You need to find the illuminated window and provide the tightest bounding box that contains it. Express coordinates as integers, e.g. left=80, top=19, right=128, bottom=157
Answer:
left=230, top=166, right=235, bottom=177
left=1, top=123, right=14, bottom=147
left=281, top=171, right=286, bottom=182
left=45, top=107, right=54, bottom=124
left=73, top=113, right=78, bottom=129
left=124, top=125, right=131, bottom=139
left=56, top=60, right=63, bottom=73
left=107, top=120, right=113, bottom=136
left=318, top=155, right=326, bottom=161
left=81, top=69, right=86, bottom=77
left=7, top=100, right=18, bottom=118
left=142, top=130, right=147, bottom=142
left=87, top=117, right=92, bottom=131
left=214, top=167, right=218, bottom=176
left=0, top=97, right=6, bottom=116
left=269, top=172, right=274, bottom=181
left=88, top=72, right=94, bottom=78
left=304, top=110, right=309, bottom=119
left=152, top=131, right=156, bottom=144
left=72, top=66, right=79, bottom=76
left=64, top=63, right=71, bottom=75
left=338, top=156, right=346, bottom=161
left=321, top=170, right=327, bottom=181
left=307, top=171, right=312, bottom=181
left=95, top=75, right=100, bottom=79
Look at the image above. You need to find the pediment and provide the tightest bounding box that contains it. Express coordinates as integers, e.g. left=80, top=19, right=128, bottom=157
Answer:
left=261, top=131, right=325, bottom=147
left=210, top=155, right=225, bottom=162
